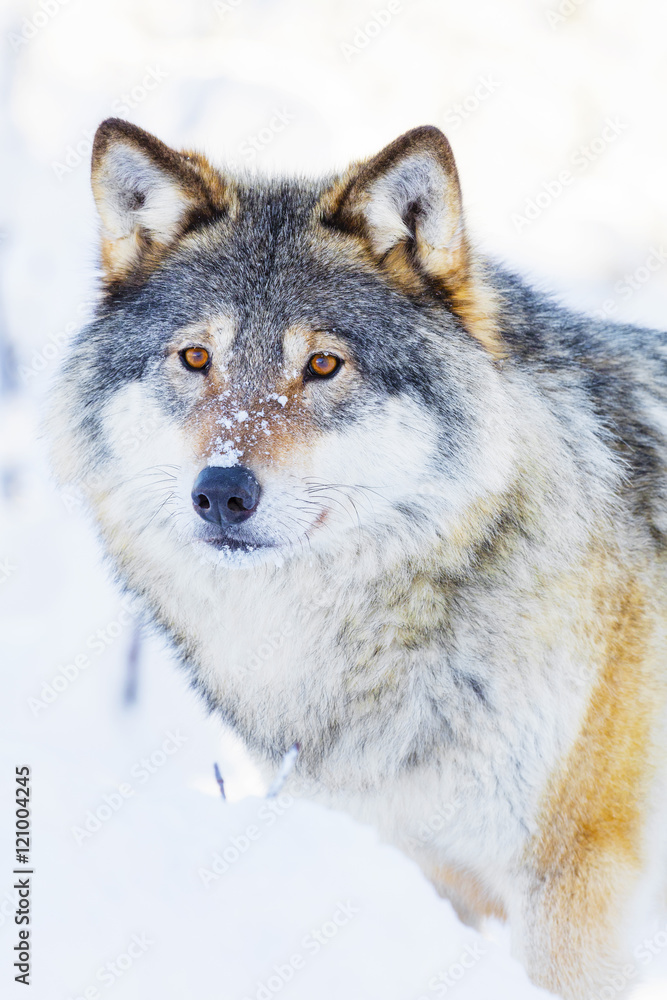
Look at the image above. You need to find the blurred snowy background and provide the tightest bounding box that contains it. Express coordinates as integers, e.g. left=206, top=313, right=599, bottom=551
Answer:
left=1, top=0, right=667, bottom=997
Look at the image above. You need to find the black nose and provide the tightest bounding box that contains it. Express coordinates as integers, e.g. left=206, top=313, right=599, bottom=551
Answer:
left=191, top=466, right=261, bottom=526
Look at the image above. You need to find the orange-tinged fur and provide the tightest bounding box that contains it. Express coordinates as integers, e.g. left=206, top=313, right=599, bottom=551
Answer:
left=447, top=262, right=506, bottom=360
left=191, top=387, right=316, bottom=471
left=518, top=557, right=667, bottom=995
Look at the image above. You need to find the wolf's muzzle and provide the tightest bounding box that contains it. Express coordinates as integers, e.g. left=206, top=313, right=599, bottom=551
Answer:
left=191, top=466, right=261, bottom=526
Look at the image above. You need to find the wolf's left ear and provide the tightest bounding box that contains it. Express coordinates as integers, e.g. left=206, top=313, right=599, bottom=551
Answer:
left=91, top=118, right=230, bottom=286
left=322, top=126, right=503, bottom=358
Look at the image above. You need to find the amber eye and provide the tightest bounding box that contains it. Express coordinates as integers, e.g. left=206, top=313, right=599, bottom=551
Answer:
left=307, top=353, right=341, bottom=379
left=180, top=347, right=210, bottom=371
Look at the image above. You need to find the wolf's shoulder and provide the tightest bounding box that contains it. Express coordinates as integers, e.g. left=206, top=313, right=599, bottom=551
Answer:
left=490, top=264, right=665, bottom=373
left=492, top=264, right=667, bottom=540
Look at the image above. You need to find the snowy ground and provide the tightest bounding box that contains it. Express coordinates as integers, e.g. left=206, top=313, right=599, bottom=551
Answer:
left=2, top=1, right=667, bottom=997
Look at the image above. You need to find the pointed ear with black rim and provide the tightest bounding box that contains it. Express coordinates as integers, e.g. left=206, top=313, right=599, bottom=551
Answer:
left=91, top=118, right=231, bottom=286
left=322, top=126, right=503, bottom=358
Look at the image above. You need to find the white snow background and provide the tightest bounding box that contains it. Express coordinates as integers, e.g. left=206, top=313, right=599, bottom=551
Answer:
left=1, top=1, right=667, bottom=998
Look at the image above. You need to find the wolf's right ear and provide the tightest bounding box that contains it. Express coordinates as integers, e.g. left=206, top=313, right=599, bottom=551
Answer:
left=91, top=119, right=231, bottom=286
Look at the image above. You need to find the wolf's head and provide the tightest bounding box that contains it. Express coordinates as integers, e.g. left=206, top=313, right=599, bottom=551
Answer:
left=52, top=121, right=518, bottom=574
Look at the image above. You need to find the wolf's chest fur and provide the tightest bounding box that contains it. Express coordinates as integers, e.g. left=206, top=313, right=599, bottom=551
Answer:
left=135, top=516, right=626, bottom=889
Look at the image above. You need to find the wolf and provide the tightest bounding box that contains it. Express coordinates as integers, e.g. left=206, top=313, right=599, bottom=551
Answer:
left=50, top=118, right=667, bottom=999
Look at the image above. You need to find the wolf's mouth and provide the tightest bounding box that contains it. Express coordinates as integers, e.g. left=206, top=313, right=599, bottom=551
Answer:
left=202, top=535, right=271, bottom=552
left=195, top=506, right=329, bottom=555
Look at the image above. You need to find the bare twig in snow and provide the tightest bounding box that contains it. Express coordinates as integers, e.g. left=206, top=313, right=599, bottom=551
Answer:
left=213, top=762, right=226, bottom=801
left=123, top=624, right=142, bottom=705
